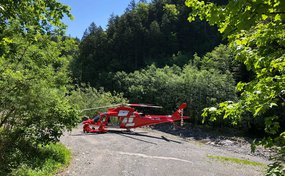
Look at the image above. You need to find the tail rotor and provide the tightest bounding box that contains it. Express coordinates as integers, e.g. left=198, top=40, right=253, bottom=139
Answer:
left=180, top=108, right=184, bottom=127
left=171, top=103, right=188, bottom=128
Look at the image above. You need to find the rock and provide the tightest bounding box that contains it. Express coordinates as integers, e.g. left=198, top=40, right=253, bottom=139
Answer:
left=220, top=139, right=235, bottom=146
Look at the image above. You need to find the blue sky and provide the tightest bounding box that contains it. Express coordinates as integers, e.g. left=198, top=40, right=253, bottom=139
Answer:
left=59, top=0, right=147, bottom=39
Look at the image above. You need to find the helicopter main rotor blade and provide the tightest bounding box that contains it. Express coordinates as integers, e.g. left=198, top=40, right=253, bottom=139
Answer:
left=81, top=104, right=122, bottom=112
left=126, top=104, right=163, bottom=108
left=81, top=103, right=163, bottom=112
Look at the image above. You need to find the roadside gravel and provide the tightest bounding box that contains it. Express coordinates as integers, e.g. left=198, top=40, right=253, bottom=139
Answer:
left=154, top=124, right=273, bottom=159
left=59, top=125, right=269, bottom=176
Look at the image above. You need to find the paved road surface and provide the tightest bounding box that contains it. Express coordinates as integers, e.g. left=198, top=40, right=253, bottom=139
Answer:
left=59, top=126, right=268, bottom=176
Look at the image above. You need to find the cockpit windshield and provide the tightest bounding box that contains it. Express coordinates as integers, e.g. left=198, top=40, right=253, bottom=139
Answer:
left=93, top=115, right=100, bottom=122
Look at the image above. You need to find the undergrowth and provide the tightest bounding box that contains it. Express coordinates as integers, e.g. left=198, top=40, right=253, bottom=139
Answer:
left=9, top=143, right=71, bottom=176
left=207, top=154, right=265, bottom=167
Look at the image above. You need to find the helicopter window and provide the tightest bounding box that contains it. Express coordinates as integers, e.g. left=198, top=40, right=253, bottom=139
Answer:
left=93, top=115, right=100, bottom=122
left=118, top=110, right=129, bottom=116
left=109, top=116, right=119, bottom=124
left=128, top=117, right=134, bottom=123
left=101, top=115, right=107, bottom=122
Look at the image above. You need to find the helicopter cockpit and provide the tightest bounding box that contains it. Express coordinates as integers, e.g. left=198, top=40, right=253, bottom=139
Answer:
left=93, top=115, right=100, bottom=122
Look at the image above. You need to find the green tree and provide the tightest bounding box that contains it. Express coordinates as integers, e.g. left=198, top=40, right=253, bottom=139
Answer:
left=77, top=23, right=109, bottom=87
left=186, top=0, right=285, bottom=173
left=0, top=0, right=78, bottom=174
left=113, top=64, right=236, bottom=124
left=0, top=0, right=72, bottom=34
left=200, top=44, right=234, bottom=74
left=73, top=0, right=224, bottom=89
left=0, top=32, right=79, bottom=174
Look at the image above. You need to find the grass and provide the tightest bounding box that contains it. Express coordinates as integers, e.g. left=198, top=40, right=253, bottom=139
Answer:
left=207, top=155, right=266, bottom=167
left=11, top=143, right=72, bottom=176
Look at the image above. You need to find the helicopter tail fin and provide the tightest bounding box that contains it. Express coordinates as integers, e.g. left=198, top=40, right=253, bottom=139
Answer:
left=172, top=103, right=187, bottom=118
left=172, top=103, right=189, bottom=126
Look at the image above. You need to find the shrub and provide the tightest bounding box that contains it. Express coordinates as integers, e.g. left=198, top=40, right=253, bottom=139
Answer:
left=10, top=143, right=71, bottom=176
left=113, top=64, right=236, bottom=125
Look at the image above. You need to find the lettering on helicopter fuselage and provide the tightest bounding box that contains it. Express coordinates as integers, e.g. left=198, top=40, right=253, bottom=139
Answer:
left=122, top=116, right=135, bottom=127
left=122, top=118, right=128, bottom=124
left=125, top=123, right=135, bottom=127
left=151, top=118, right=161, bottom=121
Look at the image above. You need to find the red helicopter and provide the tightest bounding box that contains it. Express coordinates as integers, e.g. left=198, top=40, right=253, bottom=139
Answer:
left=82, top=103, right=189, bottom=133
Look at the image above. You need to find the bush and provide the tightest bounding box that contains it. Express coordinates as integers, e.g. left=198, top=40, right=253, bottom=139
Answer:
left=10, top=143, right=71, bottom=176
left=0, top=34, right=79, bottom=174
left=113, top=64, right=236, bottom=125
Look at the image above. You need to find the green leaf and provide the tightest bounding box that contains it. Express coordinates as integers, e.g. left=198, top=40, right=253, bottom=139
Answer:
left=262, top=14, right=268, bottom=20
left=274, top=14, right=281, bottom=21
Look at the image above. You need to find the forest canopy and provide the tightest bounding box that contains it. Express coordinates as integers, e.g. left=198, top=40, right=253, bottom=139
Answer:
left=72, top=0, right=224, bottom=89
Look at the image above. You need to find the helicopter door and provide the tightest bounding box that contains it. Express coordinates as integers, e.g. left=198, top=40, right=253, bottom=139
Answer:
left=122, top=114, right=135, bottom=127
left=109, top=116, right=119, bottom=127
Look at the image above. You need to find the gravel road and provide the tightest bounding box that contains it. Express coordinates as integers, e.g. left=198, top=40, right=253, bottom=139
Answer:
left=59, top=125, right=268, bottom=176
